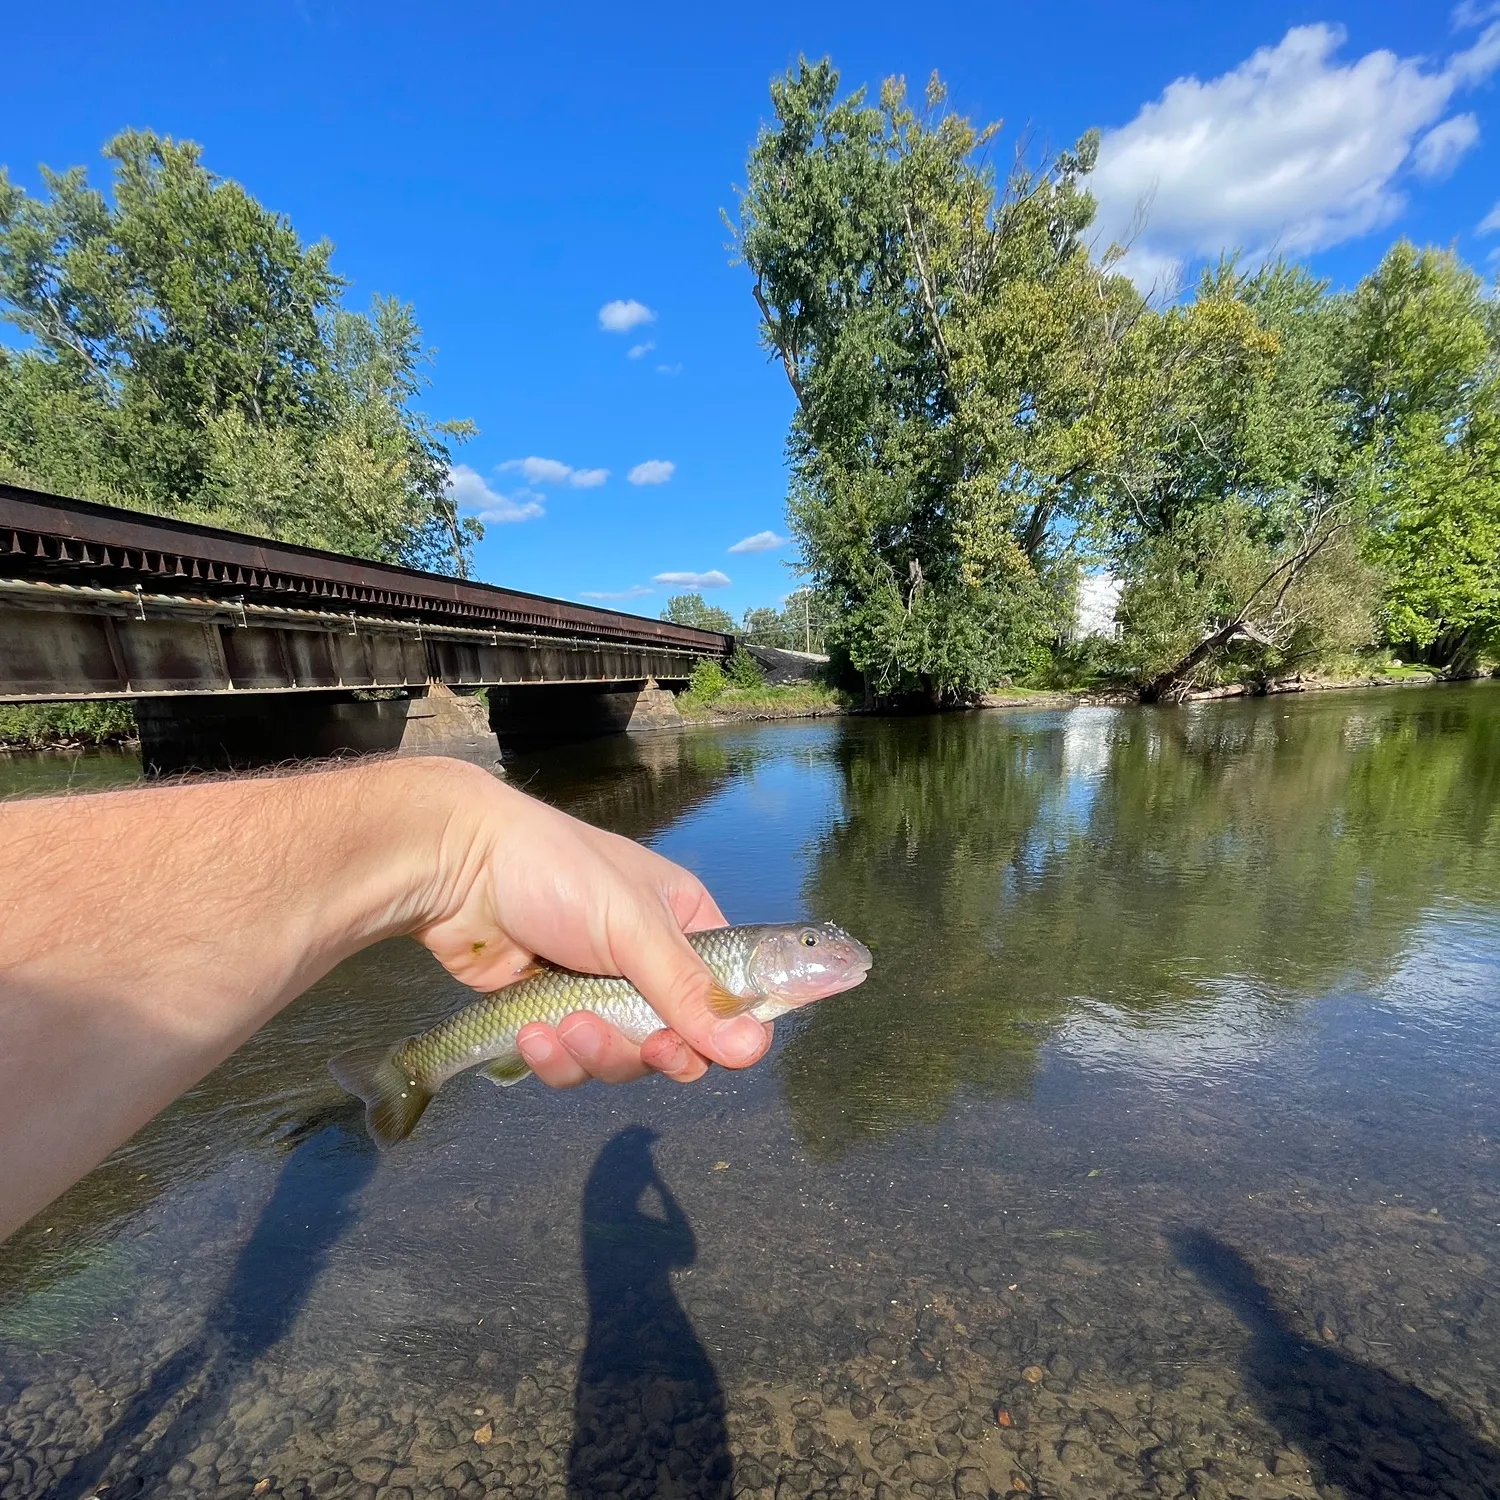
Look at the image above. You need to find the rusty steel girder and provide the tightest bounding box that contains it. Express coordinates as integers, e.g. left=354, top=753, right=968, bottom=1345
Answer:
left=0, top=582, right=705, bottom=701
left=0, top=481, right=733, bottom=655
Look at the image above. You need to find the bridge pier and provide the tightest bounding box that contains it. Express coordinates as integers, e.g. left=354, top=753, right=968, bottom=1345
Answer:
left=135, top=684, right=501, bottom=776
left=485, top=679, right=683, bottom=748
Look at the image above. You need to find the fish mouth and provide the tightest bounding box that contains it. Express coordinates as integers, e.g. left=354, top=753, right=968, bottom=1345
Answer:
left=821, top=959, right=872, bottom=997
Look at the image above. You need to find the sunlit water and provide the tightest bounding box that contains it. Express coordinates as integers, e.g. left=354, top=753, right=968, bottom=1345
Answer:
left=4, top=687, right=1500, bottom=1500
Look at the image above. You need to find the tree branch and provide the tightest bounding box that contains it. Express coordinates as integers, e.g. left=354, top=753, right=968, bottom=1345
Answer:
left=751, top=275, right=806, bottom=410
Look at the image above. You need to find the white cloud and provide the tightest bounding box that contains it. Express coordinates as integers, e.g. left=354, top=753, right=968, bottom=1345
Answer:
left=1413, top=112, right=1480, bottom=179
left=655, top=363, right=683, bottom=376
left=445, top=464, right=544, bottom=525
left=653, top=569, right=731, bottom=590
left=1454, top=2, right=1500, bottom=26
left=580, top=585, right=653, bottom=601
left=627, top=341, right=655, bottom=359
left=727, top=530, right=788, bottom=554
left=1087, top=22, right=1500, bottom=289
left=499, top=456, right=609, bottom=488
left=598, top=299, right=656, bottom=333
left=628, top=459, right=675, bottom=485
left=1479, top=200, right=1500, bottom=234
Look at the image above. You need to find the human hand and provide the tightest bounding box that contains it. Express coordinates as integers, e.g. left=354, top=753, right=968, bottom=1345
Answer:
left=407, top=761, right=771, bottom=1087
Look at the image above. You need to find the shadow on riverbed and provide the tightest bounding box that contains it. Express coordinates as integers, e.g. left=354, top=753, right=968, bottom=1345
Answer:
left=1172, top=1228, right=1500, bottom=1499
left=568, top=1127, right=731, bottom=1500
left=49, top=1104, right=376, bottom=1500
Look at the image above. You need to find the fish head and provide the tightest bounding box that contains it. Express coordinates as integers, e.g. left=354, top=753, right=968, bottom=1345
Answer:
left=745, top=922, right=873, bottom=1020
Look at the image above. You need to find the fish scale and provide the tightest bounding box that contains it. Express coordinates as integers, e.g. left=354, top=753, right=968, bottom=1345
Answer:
left=329, top=921, right=870, bottom=1148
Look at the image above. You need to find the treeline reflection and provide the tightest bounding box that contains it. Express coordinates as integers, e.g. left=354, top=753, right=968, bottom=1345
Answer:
left=781, top=688, right=1500, bottom=1156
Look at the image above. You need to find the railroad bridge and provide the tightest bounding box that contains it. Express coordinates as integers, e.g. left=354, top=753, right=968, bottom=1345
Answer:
left=0, top=483, right=731, bottom=772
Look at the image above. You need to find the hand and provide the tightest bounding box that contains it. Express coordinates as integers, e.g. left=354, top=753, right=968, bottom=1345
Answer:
left=409, top=763, right=772, bottom=1087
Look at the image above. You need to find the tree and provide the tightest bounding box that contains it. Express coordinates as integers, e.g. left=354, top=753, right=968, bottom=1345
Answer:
left=0, top=130, right=478, bottom=574
left=740, top=588, right=836, bottom=652
left=1100, top=260, right=1376, bottom=698
left=734, top=61, right=1139, bottom=702
left=660, top=593, right=736, bottom=633
left=1346, top=243, right=1500, bottom=670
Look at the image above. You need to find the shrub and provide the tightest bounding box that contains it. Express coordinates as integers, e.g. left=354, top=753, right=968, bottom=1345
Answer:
left=726, top=647, right=764, bottom=689
left=687, top=659, right=727, bottom=699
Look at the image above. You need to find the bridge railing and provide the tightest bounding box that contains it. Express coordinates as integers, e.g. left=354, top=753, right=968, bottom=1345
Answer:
left=0, top=482, right=733, bottom=657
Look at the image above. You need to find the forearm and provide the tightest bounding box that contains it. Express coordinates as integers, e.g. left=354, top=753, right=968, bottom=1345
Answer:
left=0, top=756, right=480, bottom=1237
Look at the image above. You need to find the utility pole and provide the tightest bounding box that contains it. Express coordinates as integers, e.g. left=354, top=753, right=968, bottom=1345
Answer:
left=804, top=591, right=811, bottom=653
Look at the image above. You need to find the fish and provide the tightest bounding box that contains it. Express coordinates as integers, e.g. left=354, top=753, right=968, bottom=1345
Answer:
left=328, top=921, right=873, bottom=1148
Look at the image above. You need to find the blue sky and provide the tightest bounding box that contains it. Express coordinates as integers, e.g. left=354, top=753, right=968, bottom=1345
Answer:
left=3, top=2, right=1497, bottom=621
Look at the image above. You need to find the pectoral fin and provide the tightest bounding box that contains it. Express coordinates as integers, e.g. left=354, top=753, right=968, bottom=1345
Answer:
left=705, top=979, right=754, bottom=1019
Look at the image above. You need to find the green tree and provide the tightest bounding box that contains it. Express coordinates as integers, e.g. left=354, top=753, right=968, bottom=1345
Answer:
left=1347, top=243, right=1500, bottom=670
left=0, top=130, right=478, bottom=573
left=734, top=62, right=1132, bottom=702
left=660, top=593, right=736, bottom=633
left=1100, top=261, right=1375, bottom=698
left=740, top=588, right=836, bottom=652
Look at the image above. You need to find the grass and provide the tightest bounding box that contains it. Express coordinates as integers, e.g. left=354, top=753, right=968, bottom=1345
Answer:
left=675, top=681, right=850, bottom=723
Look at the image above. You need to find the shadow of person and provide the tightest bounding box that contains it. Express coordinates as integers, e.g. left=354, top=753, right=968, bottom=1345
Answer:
left=568, top=1126, right=732, bottom=1500
left=1171, top=1228, right=1500, bottom=1500
left=48, top=1104, right=376, bottom=1499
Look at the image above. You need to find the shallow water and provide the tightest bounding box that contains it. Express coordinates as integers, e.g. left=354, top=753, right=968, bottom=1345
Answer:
left=4, top=687, right=1500, bottom=1499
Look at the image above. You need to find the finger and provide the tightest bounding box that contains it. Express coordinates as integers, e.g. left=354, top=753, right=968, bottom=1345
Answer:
left=555, top=1012, right=653, bottom=1085
left=516, top=1023, right=591, bottom=1089
left=604, top=902, right=770, bottom=1071
left=639, top=1028, right=713, bottom=1083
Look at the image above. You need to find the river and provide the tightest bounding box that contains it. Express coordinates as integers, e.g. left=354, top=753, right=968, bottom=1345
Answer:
left=2, top=685, right=1500, bottom=1500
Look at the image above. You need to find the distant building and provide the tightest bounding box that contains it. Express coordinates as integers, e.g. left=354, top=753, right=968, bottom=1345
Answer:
left=1074, top=573, right=1122, bottom=640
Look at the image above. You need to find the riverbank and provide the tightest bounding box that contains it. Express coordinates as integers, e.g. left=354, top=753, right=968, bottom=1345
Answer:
left=674, top=682, right=851, bottom=725
left=0, top=702, right=137, bottom=752
left=0, top=668, right=1481, bottom=753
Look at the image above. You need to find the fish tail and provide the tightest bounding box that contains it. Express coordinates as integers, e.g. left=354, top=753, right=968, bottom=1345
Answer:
left=327, top=1042, right=432, bottom=1149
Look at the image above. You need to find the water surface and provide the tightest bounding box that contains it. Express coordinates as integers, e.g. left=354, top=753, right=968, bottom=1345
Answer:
left=3, top=687, right=1500, bottom=1500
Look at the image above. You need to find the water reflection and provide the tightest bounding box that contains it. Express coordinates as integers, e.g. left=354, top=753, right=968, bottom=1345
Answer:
left=568, top=1127, right=731, bottom=1500
left=48, top=1108, right=375, bottom=1499
left=1173, top=1228, right=1500, bottom=1499
left=785, top=690, right=1500, bottom=1155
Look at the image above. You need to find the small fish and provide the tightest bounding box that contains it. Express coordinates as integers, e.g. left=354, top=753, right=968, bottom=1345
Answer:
left=328, top=922, right=872, bottom=1148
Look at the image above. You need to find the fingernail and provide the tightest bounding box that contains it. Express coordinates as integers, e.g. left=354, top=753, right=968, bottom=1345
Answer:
left=648, top=1035, right=689, bottom=1074
left=558, top=1015, right=602, bottom=1064
left=712, top=1016, right=765, bottom=1066
left=518, top=1030, right=553, bottom=1065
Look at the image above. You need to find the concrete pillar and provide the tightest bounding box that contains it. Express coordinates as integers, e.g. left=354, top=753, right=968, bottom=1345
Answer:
left=134, top=684, right=501, bottom=776
left=626, top=677, right=683, bottom=732
left=387, top=682, right=501, bottom=768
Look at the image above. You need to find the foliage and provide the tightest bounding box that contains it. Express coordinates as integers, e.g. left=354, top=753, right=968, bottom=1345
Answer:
left=740, top=587, right=836, bottom=653
left=0, top=131, right=478, bottom=573
left=736, top=63, right=1500, bottom=701
left=734, top=62, right=1121, bottom=702
left=1349, top=244, right=1500, bottom=671
left=686, top=658, right=728, bottom=699
left=675, top=680, right=847, bottom=722
left=726, top=646, right=764, bottom=688
left=660, top=593, right=736, bottom=634
left=0, top=700, right=136, bottom=748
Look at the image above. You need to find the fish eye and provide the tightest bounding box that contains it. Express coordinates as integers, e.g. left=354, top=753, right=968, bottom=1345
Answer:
left=800, top=931, right=818, bottom=947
